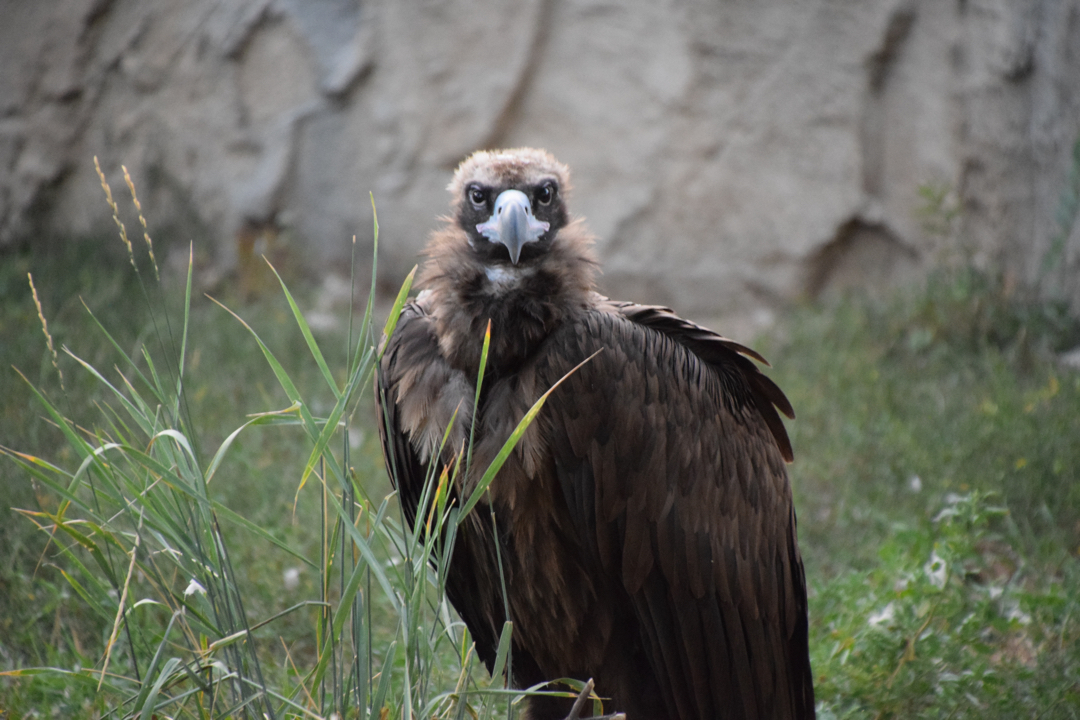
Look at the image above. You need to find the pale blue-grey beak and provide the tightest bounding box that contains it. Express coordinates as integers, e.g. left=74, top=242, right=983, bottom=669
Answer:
left=476, top=189, right=550, bottom=264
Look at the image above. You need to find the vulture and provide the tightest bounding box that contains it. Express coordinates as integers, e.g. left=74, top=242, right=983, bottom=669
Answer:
left=377, top=148, right=815, bottom=720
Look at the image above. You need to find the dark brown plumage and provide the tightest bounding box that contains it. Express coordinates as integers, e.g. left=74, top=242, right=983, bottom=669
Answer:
left=377, top=148, right=815, bottom=720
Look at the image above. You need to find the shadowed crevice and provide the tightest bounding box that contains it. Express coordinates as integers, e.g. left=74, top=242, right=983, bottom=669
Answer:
left=805, top=216, right=920, bottom=299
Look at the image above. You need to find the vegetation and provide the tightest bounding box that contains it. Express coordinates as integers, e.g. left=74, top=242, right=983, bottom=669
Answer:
left=1, top=178, right=1078, bottom=717
left=770, top=266, right=1080, bottom=718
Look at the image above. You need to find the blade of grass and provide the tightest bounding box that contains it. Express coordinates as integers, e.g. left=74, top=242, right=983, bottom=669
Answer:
left=265, top=259, right=340, bottom=398
left=465, top=321, right=492, bottom=480
left=138, top=656, right=183, bottom=720
left=208, top=502, right=317, bottom=570
left=130, top=610, right=180, bottom=711
left=205, top=402, right=303, bottom=484
left=209, top=295, right=351, bottom=484
left=99, top=513, right=142, bottom=690
left=489, top=621, right=514, bottom=686
left=460, top=350, right=600, bottom=517
left=380, top=267, right=417, bottom=359
left=370, top=639, right=397, bottom=717
left=349, top=195, right=380, bottom=376
left=295, top=389, right=350, bottom=497
left=178, top=244, right=194, bottom=383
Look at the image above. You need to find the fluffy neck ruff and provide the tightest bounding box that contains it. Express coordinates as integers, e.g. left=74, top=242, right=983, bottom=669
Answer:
left=419, top=219, right=598, bottom=378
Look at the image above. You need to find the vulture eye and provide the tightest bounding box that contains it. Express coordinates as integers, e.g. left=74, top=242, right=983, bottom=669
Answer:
left=468, top=186, right=487, bottom=208
left=535, top=182, right=556, bottom=206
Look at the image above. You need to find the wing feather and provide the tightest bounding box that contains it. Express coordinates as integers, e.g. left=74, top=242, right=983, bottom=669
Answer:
left=538, top=304, right=814, bottom=720
left=612, top=301, right=796, bottom=462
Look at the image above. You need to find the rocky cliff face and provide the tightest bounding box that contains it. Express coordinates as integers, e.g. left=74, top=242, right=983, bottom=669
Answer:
left=3, top=0, right=1079, bottom=321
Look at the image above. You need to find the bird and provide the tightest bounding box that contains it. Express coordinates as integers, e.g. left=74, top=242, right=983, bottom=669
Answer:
left=376, top=147, right=815, bottom=720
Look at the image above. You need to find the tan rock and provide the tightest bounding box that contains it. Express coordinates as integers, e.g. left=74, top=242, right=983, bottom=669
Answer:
left=2, top=0, right=1079, bottom=317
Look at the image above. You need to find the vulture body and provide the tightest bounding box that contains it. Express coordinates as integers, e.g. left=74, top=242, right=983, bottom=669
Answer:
left=377, top=148, right=815, bottom=720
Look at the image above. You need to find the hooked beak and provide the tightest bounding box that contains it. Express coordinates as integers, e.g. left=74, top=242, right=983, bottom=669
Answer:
left=476, top=189, right=550, bottom=264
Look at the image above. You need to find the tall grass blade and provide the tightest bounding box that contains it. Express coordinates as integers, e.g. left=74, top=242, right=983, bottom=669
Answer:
left=380, top=267, right=416, bottom=358
left=465, top=321, right=492, bottom=479
left=131, top=612, right=180, bottom=712
left=266, top=260, right=340, bottom=397
left=460, top=351, right=600, bottom=517
left=490, top=621, right=514, bottom=685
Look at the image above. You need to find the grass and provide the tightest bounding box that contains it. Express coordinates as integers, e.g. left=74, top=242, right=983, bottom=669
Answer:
left=773, top=267, right=1080, bottom=570
left=767, top=267, right=1080, bottom=718
left=1, top=183, right=1079, bottom=717
left=0, top=172, right=546, bottom=719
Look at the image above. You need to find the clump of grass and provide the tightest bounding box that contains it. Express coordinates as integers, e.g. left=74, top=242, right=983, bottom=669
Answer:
left=764, top=266, right=1080, bottom=717
left=0, top=227, right=154, bottom=715
left=812, top=491, right=1080, bottom=719
left=2, top=171, right=473, bottom=717
left=5, top=253, right=309, bottom=716
left=771, top=265, right=1080, bottom=571
left=1, top=169, right=570, bottom=719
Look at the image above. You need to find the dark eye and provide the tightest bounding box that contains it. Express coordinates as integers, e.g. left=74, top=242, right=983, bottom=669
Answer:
left=535, top=182, right=556, bottom=206
left=468, top=186, right=487, bottom=207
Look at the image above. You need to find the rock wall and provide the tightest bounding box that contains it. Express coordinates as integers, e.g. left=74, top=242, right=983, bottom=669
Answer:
left=3, top=0, right=1080, bottom=322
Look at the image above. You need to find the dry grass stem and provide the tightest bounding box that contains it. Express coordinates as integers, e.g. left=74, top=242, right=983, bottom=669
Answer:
left=122, top=165, right=159, bottom=281
left=99, top=520, right=141, bottom=690
left=94, top=156, right=135, bottom=270
left=27, top=272, right=64, bottom=390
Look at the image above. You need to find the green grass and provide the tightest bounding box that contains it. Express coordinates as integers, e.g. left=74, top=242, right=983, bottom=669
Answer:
left=2, top=212, right=1079, bottom=718
left=0, top=196, right=543, bottom=719
left=772, top=267, right=1080, bottom=571
left=767, top=268, right=1080, bottom=718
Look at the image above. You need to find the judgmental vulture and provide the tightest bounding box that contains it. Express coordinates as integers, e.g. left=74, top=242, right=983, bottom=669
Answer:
left=377, top=148, right=815, bottom=720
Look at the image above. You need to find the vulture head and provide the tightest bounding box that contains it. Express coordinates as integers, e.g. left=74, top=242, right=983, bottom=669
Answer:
left=448, top=148, right=573, bottom=266
left=423, top=148, right=596, bottom=375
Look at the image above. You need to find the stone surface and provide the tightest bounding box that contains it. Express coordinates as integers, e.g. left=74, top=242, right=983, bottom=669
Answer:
left=2, top=0, right=1080, bottom=323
